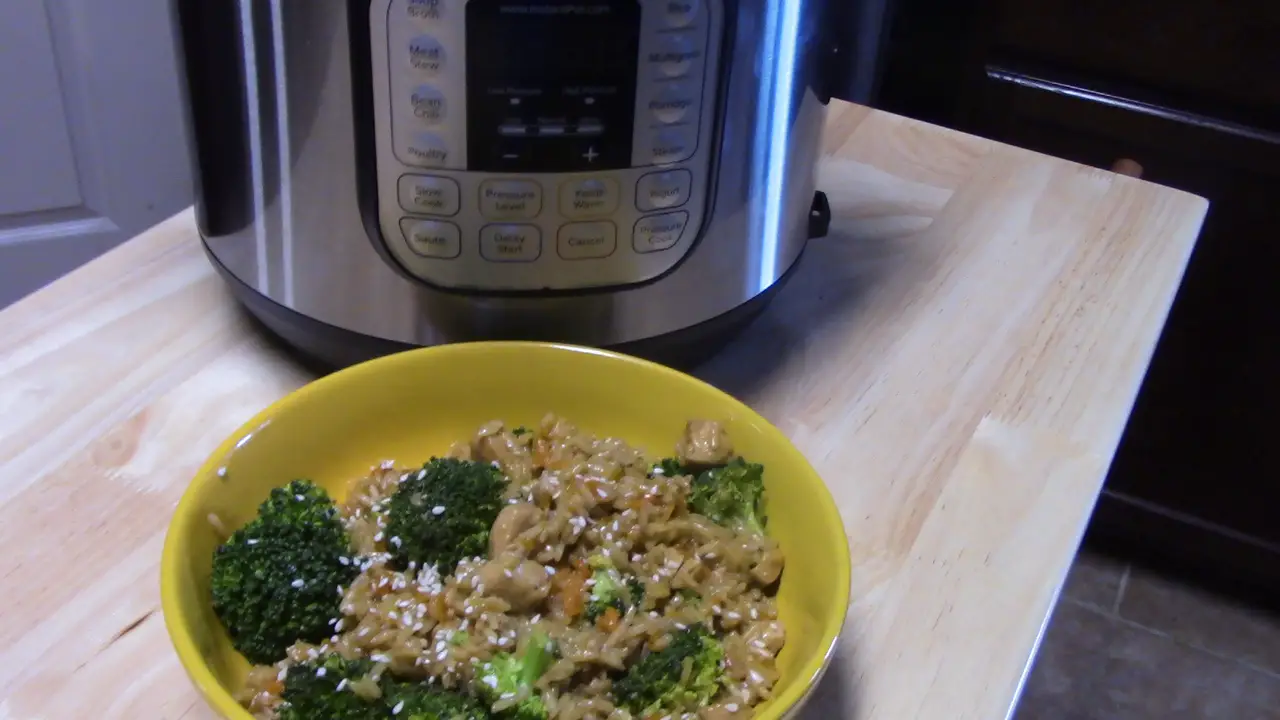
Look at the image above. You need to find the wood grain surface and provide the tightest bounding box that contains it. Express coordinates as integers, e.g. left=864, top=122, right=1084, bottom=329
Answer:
left=0, top=103, right=1207, bottom=719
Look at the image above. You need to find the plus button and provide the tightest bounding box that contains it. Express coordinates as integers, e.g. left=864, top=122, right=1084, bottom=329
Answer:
left=582, top=146, right=599, bottom=163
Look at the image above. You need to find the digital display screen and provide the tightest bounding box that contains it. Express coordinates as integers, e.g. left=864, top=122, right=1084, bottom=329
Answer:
left=467, top=0, right=641, bottom=172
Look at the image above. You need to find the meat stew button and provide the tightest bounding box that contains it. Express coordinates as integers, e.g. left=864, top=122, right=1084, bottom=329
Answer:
left=557, top=222, right=618, bottom=260
left=632, top=212, right=689, bottom=253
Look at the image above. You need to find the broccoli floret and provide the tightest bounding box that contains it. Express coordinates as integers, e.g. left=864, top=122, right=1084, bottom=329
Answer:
left=612, top=624, right=725, bottom=716
left=475, top=629, right=555, bottom=720
left=385, top=457, right=508, bottom=571
left=384, top=681, right=493, bottom=720
left=583, top=555, right=644, bottom=623
left=687, top=457, right=767, bottom=535
left=210, top=480, right=358, bottom=664
left=651, top=457, right=689, bottom=478
left=279, top=654, right=383, bottom=720
left=511, top=426, right=531, bottom=437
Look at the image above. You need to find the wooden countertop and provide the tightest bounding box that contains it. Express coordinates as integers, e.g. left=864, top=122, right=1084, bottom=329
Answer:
left=0, top=103, right=1207, bottom=719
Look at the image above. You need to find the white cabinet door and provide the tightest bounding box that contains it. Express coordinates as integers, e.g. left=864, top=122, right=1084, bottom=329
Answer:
left=0, top=0, right=193, bottom=308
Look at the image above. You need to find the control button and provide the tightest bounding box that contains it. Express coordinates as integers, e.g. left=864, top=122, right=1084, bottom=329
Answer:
left=648, top=84, right=696, bottom=124
left=408, top=35, right=446, bottom=75
left=406, top=0, right=444, bottom=22
left=633, top=212, right=690, bottom=254
left=557, top=222, right=617, bottom=260
left=479, top=180, right=542, bottom=219
left=662, top=0, right=699, bottom=28
left=575, top=120, right=604, bottom=136
left=636, top=170, right=692, bottom=211
left=560, top=178, right=619, bottom=218
left=499, top=124, right=529, bottom=136
left=410, top=85, right=447, bottom=125
left=480, top=224, right=541, bottom=262
left=649, top=127, right=696, bottom=165
left=402, top=132, right=450, bottom=167
left=400, top=218, right=460, bottom=259
left=398, top=174, right=459, bottom=216
left=648, top=34, right=700, bottom=79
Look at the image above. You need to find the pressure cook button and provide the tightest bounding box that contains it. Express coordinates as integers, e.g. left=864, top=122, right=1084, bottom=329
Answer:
left=649, top=127, right=696, bottom=165
left=648, top=84, right=696, bottom=124
left=410, top=85, right=447, bottom=125
left=402, top=132, right=450, bottom=167
left=636, top=169, right=692, bottom=211
left=398, top=174, right=460, bottom=215
left=400, top=218, right=460, bottom=259
left=662, top=0, right=699, bottom=28
left=557, top=222, right=618, bottom=260
left=408, top=35, right=446, bottom=75
left=406, top=0, right=444, bottom=22
left=479, top=180, right=542, bottom=219
left=633, top=212, right=690, bottom=254
left=648, top=34, right=700, bottom=78
left=559, top=178, right=620, bottom=218
left=480, top=224, right=542, bottom=262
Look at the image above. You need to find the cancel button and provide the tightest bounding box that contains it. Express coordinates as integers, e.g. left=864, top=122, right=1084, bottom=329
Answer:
left=557, top=222, right=617, bottom=260
left=480, top=224, right=542, bottom=263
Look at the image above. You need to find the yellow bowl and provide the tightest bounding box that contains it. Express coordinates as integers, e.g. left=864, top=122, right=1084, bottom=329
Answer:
left=161, top=341, right=850, bottom=719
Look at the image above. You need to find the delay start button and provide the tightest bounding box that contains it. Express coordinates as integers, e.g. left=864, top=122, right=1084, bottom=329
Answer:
left=480, top=224, right=542, bottom=262
left=557, top=222, right=617, bottom=260
left=633, top=211, right=690, bottom=254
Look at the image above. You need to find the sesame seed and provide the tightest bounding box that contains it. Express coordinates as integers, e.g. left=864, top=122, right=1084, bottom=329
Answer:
left=335, top=619, right=345, bottom=632
left=431, top=506, right=446, bottom=515
left=291, top=579, right=305, bottom=588
left=392, top=700, right=405, bottom=714
left=338, top=556, right=350, bottom=566
left=315, top=667, right=326, bottom=677
left=246, top=539, right=259, bottom=545
left=336, top=678, right=349, bottom=691
left=390, top=536, right=403, bottom=548
left=726, top=703, right=739, bottom=712
left=295, top=494, right=305, bottom=501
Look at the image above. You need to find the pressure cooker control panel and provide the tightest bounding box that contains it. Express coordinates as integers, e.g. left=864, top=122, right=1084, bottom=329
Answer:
left=367, top=0, right=722, bottom=291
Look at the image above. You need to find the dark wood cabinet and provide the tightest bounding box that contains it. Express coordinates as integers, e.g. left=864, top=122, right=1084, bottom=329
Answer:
left=877, top=0, right=1280, bottom=597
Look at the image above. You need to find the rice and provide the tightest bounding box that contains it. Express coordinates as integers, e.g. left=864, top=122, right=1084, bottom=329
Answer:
left=238, top=414, right=785, bottom=719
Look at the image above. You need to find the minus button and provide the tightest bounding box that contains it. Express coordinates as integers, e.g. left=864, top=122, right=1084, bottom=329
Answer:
left=499, top=124, right=529, bottom=136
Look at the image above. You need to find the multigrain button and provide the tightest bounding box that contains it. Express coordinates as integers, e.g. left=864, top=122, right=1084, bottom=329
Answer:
left=479, top=180, right=542, bottom=219
left=399, top=218, right=460, bottom=258
left=398, top=174, right=459, bottom=215
left=559, top=178, right=619, bottom=218
left=402, top=131, right=449, bottom=167
left=649, top=127, right=696, bottom=164
left=648, top=84, right=696, bottom=123
left=648, top=34, right=700, bottom=78
left=662, top=0, right=698, bottom=27
left=633, top=212, right=689, bottom=253
left=409, top=84, right=447, bottom=125
left=557, top=222, right=617, bottom=260
left=636, top=169, right=692, bottom=211
left=480, top=224, right=542, bottom=262
left=408, top=35, right=446, bottom=75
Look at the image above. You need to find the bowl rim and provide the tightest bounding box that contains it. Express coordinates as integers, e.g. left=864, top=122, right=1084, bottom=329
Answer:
left=160, top=340, right=851, bottom=719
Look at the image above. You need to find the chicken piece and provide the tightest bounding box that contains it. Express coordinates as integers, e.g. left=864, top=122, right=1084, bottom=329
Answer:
left=742, top=619, right=786, bottom=656
left=701, top=703, right=752, bottom=720
left=489, top=502, right=541, bottom=557
left=676, top=419, right=734, bottom=466
left=751, top=546, right=785, bottom=586
left=476, top=555, right=551, bottom=611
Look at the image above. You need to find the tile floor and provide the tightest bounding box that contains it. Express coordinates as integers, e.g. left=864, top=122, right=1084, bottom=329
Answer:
left=1013, top=548, right=1280, bottom=719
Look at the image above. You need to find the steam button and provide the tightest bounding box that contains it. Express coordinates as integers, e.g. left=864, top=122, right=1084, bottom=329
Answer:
left=649, top=127, right=696, bottom=165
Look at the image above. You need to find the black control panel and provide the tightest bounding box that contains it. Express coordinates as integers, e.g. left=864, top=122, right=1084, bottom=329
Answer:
left=465, top=0, right=642, bottom=173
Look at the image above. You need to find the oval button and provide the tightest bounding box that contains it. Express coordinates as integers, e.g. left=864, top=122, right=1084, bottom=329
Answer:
left=662, top=0, right=698, bottom=28
left=401, top=131, right=450, bottom=167
left=479, top=180, right=542, bottom=219
left=398, top=174, right=459, bottom=215
left=648, top=34, right=700, bottom=79
left=649, top=127, right=695, bottom=165
left=557, top=222, right=618, bottom=260
left=399, top=218, right=460, bottom=258
left=636, top=169, right=692, bottom=211
left=559, top=178, right=620, bottom=218
left=649, top=84, right=695, bottom=124
left=406, top=0, right=444, bottom=22
left=410, top=84, right=447, bottom=125
left=480, top=224, right=542, bottom=263
left=633, top=212, right=690, bottom=254
left=408, top=35, right=446, bottom=75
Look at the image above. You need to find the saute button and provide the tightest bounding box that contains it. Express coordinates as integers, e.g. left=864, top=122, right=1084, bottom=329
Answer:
left=557, top=222, right=618, bottom=260
left=636, top=169, right=692, bottom=211
left=410, top=84, right=447, bottom=125
left=480, top=224, right=542, bottom=262
left=560, top=178, right=620, bottom=218
left=633, top=212, right=690, bottom=253
left=479, top=180, right=542, bottom=219
left=408, top=35, right=446, bottom=75
left=400, top=218, right=460, bottom=258
left=398, top=174, right=459, bottom=215
left=401, top=132, right=450, bottom=167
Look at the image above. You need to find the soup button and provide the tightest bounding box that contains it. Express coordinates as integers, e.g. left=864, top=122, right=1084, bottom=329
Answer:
left=557, top=222, right=617, bottom=260
left=480, top=224, right=542, bottom=263
left=633, top=212, right=689, bottom=254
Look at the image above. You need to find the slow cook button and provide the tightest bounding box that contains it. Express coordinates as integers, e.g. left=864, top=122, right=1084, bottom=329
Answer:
left=480, top=224, right=542, bottom=262
left=397, top=174, right=459, bottom=215
left=636, top=169, right=692, bottom=211
left=410, top=84, right=447, bottom=125
left=559, top=178, right=619, bottom=218
left=480, top=179, right=542, bottom=219
left=633, top=212, right=690, bottom=254
left=399, top=218, right=460, bottom=258
left=408, top=35, right=446, bottom=75
left=557, top=222, right=617, bottom=260
left=402, top=131, right=449, bottom=167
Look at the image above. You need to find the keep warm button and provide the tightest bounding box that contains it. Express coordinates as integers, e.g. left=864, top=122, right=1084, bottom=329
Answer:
left=480, top=224, right=542, bottom=263
left=632, top=211, right=689, bottom=254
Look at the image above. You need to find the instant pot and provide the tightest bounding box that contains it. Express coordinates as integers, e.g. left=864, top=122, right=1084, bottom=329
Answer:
left=174, top=0, right=874, bottom=367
